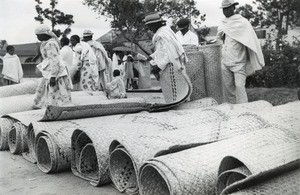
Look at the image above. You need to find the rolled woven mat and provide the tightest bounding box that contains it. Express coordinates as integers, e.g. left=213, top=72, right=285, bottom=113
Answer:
left=71, top=108, right=229, bottom=186
left=173, top=97, right=218, bottom=110
left=0, top=118, right=15, bottom=150
left=184, top=50, right=206, bottom=101
left=138, top=125, right=299, bottom=195
left=227, top=168, right=300, bottom=195
left=198, top=43, right=223, bottom=103
left=0, top=80, right=39, bottom=98
left=108, top=112, right=271, bottom=194
left=217, top=146, right=300, bottom=194
left=8, top=121, right=28, bottom=154
left=0, top=94, right=35, bottom=115
left=159, top=62, right=192, bottom=104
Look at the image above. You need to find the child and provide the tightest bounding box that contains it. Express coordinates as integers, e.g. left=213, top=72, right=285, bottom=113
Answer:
left=1, top=45, right=23, bottom=85
left=106, top=69, right=127, bottom=99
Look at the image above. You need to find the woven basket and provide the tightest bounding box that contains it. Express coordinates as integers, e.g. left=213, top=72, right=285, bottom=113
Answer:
left=138, top=125, right=299, bottom=195
left=227, top=168, right=300, bottom=195
left=0, top=118, right=15, bottom=150
left=8, top=122, right=28, bottom=154
left=0, top=80, right=39, bottom=98
left=184, top=50, right=206, bottom=101
left=198, top=43, right=223, bottom=103
left=159, top=63, right=192, bottom=104
left=108, top=111, right=271, bottom=194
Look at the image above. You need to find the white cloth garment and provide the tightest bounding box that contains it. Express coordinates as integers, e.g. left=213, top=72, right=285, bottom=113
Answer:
left=2, top=53, right=23, bottom=83
left=150, top=25, right=188, bottom=71
left=60, top=45, right=75, bottom=77
left=175, top=30, right=199, bottom=45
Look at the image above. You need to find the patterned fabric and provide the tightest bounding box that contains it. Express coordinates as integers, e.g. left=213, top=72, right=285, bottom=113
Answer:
left=33, top=38, right=72, bottom=108
left=73, top=42, right=99, bottom=91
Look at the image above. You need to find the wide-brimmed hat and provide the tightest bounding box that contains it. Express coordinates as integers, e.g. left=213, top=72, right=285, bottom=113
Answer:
left=176, top=18, right=190, bottom=30
left=220, top=0, right=239, bottom=8
left=143, top=12, right=165, bottom=25
left=83, top=29, right=93, bottom=37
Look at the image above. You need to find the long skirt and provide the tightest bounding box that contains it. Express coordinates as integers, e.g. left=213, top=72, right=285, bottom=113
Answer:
left=33, top=75, right=72, bottom=108
left=78, top=61, right=99, bottom=91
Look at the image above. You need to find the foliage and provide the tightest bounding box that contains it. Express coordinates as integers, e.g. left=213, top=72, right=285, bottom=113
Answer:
left=246, top=36, right=300, bottom=88
left=236, top=0, right=300, bottom=50
left=34, top=0, right=74, bottom=37
left=83, top=0, right=206, bottom=55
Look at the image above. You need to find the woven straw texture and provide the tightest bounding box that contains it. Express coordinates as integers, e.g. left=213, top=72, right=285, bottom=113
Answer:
left=173, top=97, right=218, bottom=110
left=228, top=168, right=300, bottom=195
left=184, top=50, right=206, bottom=101
left=0, top=118, right=15, bottom=150
left=217, top=141, right=300, bottom=194
left=138, top=124, right=299, bottom=195
left=108, top=111, right=271, bottom=194
left=8, top=122, right=28, bottom=154
left=0, top=94, right=35, bottom=115
left=159, top=63, right=192, bottom=104
left=198, top=43, right=223, bottom=103
left=0, top=80, right=39, bottom=98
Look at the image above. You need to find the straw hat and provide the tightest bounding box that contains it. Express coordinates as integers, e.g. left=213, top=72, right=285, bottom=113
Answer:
left=220, top=0, right=239, bottom=8
left=143, top=12, right=165, bottom=25
left=83, top=29, right=93, bottom=37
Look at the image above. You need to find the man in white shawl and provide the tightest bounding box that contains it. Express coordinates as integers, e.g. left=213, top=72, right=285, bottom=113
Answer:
left=82, top=30, right=111, bottom=91
left=217, top=0, right=265, bottom=104
left=1, top=45, right=23, bottom=85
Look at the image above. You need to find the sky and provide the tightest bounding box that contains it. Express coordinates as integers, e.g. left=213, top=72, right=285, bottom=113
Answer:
left=0, top=0, right=252, bottom=45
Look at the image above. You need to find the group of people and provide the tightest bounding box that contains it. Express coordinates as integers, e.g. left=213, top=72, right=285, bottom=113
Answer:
left=1, top=0, right=265, bottom=108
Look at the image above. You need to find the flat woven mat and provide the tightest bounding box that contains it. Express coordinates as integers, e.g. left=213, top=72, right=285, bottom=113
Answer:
left=139, top=125, right=300, bottom=195
left=0, top=80, right=39, bottom=98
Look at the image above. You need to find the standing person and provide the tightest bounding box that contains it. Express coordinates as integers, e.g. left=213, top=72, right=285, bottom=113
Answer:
left=70, top=35, right=99, bottom=91
left=175, top=18, right=199, bottom=45
left=33, top=24, right=72, bottom=108
left=82, top=30, right=111, bottom=91
left=124, top=54, right=135, bottom=89
left=144, top=12, right=192, bottom=102
left=60, top=37, right=75, bottom=77
left=217, top=0, right=264, bottom=104
left=105, top=69, right=127, bottom=99
left=1, top=45, right=23, bottom=85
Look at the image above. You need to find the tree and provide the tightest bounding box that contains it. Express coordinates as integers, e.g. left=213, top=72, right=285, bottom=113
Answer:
left=83, top=0, right=206, bottom=55
left=34, top=0, right=74, bottom=37
left=236, top=0, right=300, bottom=50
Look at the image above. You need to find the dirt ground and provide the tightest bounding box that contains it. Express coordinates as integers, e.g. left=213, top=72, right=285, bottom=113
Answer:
left=0, top=151, right=122, bottom=195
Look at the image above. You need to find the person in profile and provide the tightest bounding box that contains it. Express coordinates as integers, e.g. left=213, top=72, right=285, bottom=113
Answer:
left=105, top=69, right=127, bottom=99
left=175, top=18, right=199, bottom=45
left=1, top=45, right=23, bottom=85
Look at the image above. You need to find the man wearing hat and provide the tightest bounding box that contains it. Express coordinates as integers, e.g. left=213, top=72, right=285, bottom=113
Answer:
left=217, top=0, right=264, bottom=104
left=144, top=12, right=192, bottom=103
left=175, top=18, right=199, bottom=45
left=82, top=29, right=111, bottom=90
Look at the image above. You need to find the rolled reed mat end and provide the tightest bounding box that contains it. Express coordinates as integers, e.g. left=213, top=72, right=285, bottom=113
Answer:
left=36, top=135, right=56, bottom=173
left=139, top=162, right=173, bottom=195
left=79, top=143, right=99, bottom=181
left=0, top=118, right=15, bottom=150
left=109, top=146, right=138, bottom=194
left=8, top=122, right=28, bottom=154
left=22, top=123, right=37, bottom=164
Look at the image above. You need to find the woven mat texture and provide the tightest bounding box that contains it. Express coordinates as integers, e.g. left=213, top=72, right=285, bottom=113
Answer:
left=138, top=124, right=299, bottom=195
left=198, top=43, right=224, bottom=103
left=0, top=80, right=39, bottom=98
left=0, top=94, right=35, bottom=115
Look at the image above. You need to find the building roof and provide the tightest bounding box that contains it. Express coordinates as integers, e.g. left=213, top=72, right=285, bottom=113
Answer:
left=0, top=42, right=41, bottom=56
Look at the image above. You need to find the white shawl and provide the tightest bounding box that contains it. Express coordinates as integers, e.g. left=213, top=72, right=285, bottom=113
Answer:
left=218, top=14, right=265, bottom=76
left=2, top=53, right=23, bottom=83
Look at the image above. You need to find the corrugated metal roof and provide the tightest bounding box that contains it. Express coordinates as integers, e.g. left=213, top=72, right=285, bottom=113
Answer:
left=0, top=42, right=41, bottom=56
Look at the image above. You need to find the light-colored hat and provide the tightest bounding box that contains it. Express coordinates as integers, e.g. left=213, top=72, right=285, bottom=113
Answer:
left=83, top=29, right=93, bottom=37
left=220, top=0, right=239, bottom=8
left=143, top=12, right=166, bottom=25
left=35, top=24, right=52, bottom=35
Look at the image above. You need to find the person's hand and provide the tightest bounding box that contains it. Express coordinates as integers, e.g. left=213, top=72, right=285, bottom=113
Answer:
left=50, top=77, right=56, bottom=87
left=151, top=65, right=161, bottom=75
left=147, top=56, right=153, bottom=61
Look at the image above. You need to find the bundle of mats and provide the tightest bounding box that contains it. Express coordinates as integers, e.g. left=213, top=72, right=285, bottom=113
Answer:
left=0, top=79, right=40, bottom=98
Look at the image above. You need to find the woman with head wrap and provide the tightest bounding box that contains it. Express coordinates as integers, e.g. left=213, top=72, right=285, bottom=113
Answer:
left=70, top=35, right=99, bottom=91
left=33, top=24, right=72, bottom=108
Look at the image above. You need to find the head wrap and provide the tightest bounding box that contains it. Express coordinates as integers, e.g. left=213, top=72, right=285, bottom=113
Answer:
left=34, top=24, right=60, bottom=44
